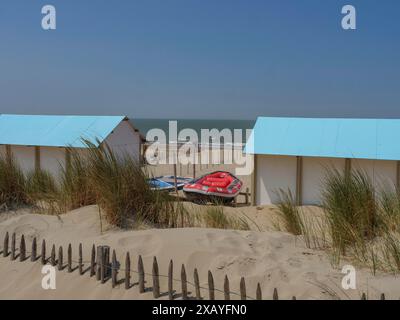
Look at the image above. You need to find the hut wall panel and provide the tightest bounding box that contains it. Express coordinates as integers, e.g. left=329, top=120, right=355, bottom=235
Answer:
left=353, top=159, right=397, bottom=191
left=256, top=156, right=398, bottom=206
left=256, top=155, right=296, bottom=205
left=40, top=147, right=66, bottom=179
left=10, top=146, right=36, bottom=175
left=302, top=157, right=345, bottom=205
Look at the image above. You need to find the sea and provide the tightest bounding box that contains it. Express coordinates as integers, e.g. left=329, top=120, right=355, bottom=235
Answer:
left=131, top=119, right=255, bottom=145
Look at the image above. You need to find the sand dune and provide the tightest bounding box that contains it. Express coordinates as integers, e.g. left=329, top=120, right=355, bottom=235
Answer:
left=0, top=205, right=399, bottom=300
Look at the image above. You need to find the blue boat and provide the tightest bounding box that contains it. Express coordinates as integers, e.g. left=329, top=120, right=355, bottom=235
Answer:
left=148, top=176, right=193, bottom=192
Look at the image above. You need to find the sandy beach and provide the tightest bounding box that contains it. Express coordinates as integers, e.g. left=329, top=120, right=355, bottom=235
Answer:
left=0, top=205, right=399, bottom=300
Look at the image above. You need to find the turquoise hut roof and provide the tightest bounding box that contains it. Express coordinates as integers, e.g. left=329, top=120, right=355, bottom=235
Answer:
left=0, top=114, right=127, bottom=148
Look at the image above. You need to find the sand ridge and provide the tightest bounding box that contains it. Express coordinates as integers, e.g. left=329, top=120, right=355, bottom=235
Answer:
left=0, top=205, right=399, bottom=300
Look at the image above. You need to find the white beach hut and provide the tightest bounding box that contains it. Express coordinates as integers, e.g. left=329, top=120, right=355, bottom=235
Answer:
left=0, top=114, right=145, bottom=178
left=246, top=117, right=400, bottom=206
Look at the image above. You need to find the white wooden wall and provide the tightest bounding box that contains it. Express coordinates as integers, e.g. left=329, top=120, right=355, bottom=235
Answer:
left=104, top=120, right=142, bottom=162
left=302, top=157, right=345, bottom=205
left=353, top=159, right=397, bottom=191
left=40, top=147, right=66, bottom=179
left=256, top=155, right=297, bottom=205
left=10, top=146, right=36, bottom=174
left=256, top=155, right=398, bottom=205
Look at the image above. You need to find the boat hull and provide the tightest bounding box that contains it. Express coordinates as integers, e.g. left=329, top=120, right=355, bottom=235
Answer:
left=183, top=171, right=242, bottom=203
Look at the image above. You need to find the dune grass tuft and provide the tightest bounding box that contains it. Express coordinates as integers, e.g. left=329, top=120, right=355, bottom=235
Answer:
left=25, top=169, right=59, bottom=214
left=275, top=189, right=327, bottom=250
left=0, top=153, right=27, bottom=208
left=322, top=168, right=378, bottom=255
left=275, top=189, right=302, bottom=235
left=25, top=169, right=57, bottom=201
left=275, top=167, right=400, bottom=274
left=57, top=149, right=96, bottom=213
left=201, top=205, right=250, bottom=230
left=82, top=140, right=186, bottom=228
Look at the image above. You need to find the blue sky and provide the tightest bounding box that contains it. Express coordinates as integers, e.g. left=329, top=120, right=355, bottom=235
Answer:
left=0, top=0, right=399, bottom=120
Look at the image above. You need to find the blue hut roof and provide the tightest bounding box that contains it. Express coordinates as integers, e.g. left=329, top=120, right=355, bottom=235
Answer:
left=245, top=117, right=400, bottom=161
left=0, top=114, right=127, bottom=148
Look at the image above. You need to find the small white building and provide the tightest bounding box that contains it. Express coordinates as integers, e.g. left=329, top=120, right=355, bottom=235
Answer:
left=0, top=114, right=145, bottom=178
left=246, top=117, right=400, bottom=206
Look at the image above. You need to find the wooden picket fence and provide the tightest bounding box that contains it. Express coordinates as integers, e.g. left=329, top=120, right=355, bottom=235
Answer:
left=0, top=232, right=388, bottom=300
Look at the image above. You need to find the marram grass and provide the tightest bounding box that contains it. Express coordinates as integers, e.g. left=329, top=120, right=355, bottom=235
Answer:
left=0, top=153, right=27, bottom=208
left=276, top=168, right=400, bottom=274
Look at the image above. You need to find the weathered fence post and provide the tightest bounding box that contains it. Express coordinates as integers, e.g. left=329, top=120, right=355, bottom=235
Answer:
left=138, top=255, right=145, bottom=293
left=41, top=239, right=46, bottom=265
left=256, top=283, right=262, bottom=300
left=240, top=277, right=246, bottom=300
left=96, top=246, right=103, bottom=281
left=152, top=257, right=160, bottom=298
left=67, top=244, right=72, bottom=273
left=79, top=243, right=83, bottom=275
left=224, top=275, right=230, bottom=300
left=101, top=246, right=111, bottom=283
left=50, top=245, right=56, bottom=266
left=273, top=288, right=279, bottom=300
left=3, top=232, right=9, bottom=257
left=245, top=188, right=249, bottom=205
left=111, top=250, right=118, bottom=288
left=168, top=260, right=173, bottom=300
left=194, top=268, right=201, bottom=300
left=361, top=293, right=366, bottom=300
left=181, top=264, right=188, bottom=300
left=125, top=252, right=130, bottom=290
left=31, top=237, right=37, bottom=262
left=19, top=235, right=26, bottom=262
left=90, top=245, right=96, bottom=277
left=208, top=270, right=215, bottom=300
left=10, top=232, right=16, bottom=261
left=101, top=246, right=108, bottom=284
left=58, top=246, right=63, bottom=271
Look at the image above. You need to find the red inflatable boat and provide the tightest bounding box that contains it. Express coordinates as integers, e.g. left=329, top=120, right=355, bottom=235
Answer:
left=183, top=171, right=243, bottom=203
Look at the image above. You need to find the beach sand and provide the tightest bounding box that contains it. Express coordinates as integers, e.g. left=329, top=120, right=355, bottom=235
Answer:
left=0, top=205, right=399, bottom=300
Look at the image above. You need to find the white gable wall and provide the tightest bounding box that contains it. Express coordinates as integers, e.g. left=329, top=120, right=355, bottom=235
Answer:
left=104, top=120, right=141, bottom=162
